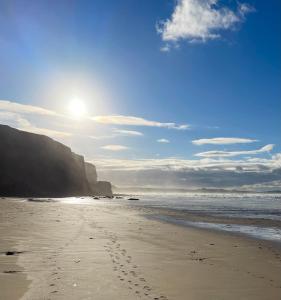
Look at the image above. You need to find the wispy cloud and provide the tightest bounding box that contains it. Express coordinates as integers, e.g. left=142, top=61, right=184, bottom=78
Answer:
left=0, top=111, right=31, bottom=128
left=22, top=126, right=72, bottom=138
left=0, top=100, right=73, bottom=138
left=101, top=145, right=129, bottom=151
left=90, top=129, right=144, bottom=140
left=195, top=144, right=274, bottom=158
left=113, top=129, right=144, bottom=136
left=160, top=45, right=171, bottom=52
left=157, top=0, right=254, bottom=48
left=0, top=100, right=190, bottom=133
left=192, top=137, right=258, bottom=145
left=157, top=138, right=170, bottom=143
left=92, top=115, right=189, bottom=130
left=0, top=111, right=71, bottom=138
left=0, top=100, right=60, bottom=117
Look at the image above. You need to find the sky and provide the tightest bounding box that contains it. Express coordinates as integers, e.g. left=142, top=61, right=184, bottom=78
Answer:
left=0, top=0, right=280, bottom=189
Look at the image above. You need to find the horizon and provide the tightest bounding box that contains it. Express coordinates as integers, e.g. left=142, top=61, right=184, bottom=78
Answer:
left=0, top=0, right=280, bottom=190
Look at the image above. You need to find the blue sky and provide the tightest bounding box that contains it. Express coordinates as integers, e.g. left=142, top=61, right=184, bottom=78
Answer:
left=0, top=0, right=280, bottom=188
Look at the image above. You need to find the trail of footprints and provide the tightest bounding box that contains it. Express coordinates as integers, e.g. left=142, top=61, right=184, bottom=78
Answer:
left=46, top=249, right=62, bottom=296
left=104, top=231, right=168, bottom=300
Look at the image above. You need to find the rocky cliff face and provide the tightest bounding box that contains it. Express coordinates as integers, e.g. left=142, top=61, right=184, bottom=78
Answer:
left=85, top=163, right=98, bottom=186
left=0, top=125, right=112, bottom=197
left=85, top=162, right=113, bottom=197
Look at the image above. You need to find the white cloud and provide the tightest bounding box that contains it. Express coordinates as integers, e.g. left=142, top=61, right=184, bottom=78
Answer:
left=192, top=137, right=258, bottom=145
left=92, top=115, right=189, bottom=130
left=18, top=125, right=72, bottom=138
left=157, top=0, right=254, bottom=46
left=0, top=111, right=31, bottom=128
left=157, top=138, right=170, bottom=143
left=113, top=129, right=144, bottom=136
left=94, top=155, right=281, bottom=189
left=89, top=129, right=144, bottom=140
left=22, top=126, right=72, bottom=138
left=160, top=45, right=171, bottom=52
left=101, top=145, right=129, bottom=151
left=0, top=100, right=190, bottom=137
left=0, top=100, right=60, bottom=117
left=0, top=100, right=73, bottom=139
left=176, top=124, right=190, bottom=130
left=239, top=3, right=255, bottom=15
left=195, top=144, right=275, bottom=158
left=0, top=111, right=71, bottom=138
left=91, top=152, right=281, bottom=172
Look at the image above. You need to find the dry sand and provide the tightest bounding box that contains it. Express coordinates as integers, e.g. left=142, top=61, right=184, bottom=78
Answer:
left=0, top=198, right=280, bottom=300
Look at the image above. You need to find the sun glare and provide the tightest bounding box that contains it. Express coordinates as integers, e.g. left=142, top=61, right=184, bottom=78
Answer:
left=68, top=99, right=86, bottom=119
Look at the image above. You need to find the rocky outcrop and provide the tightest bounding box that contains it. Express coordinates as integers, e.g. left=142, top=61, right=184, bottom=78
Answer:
left=90, top=181, right=113, bottom=197
left=85, top=162, right=113, bottom=197
left=0, top=125, right=112, bottom=197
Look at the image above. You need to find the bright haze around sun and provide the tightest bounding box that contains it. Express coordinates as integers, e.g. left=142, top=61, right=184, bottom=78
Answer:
left=67, top=99, right=87, bottom=120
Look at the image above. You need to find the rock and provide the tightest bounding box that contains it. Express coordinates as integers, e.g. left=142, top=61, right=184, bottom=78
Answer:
left=91, top=181, right=113, bottom=198
left=3, top=270, right=20, bottom=273
left=5, top=251, right=23, bottom=256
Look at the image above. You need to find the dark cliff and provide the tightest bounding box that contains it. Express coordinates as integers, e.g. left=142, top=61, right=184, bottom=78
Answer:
left=85, top=162, right=113, bottom=197
left=0, top=125, right=112, bottom=197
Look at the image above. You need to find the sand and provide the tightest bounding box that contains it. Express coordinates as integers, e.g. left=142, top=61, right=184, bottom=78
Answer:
left=0, top=198, right=280, bottom=300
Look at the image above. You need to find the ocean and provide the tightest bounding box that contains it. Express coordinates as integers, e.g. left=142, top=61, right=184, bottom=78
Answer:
left=124, top=192, right=281, bottom=243
left=23, top=192, right=281, bottom=243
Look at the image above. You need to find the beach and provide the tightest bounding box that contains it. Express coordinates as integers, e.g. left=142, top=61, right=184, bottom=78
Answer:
left=0, top=197, right=281, bottom=300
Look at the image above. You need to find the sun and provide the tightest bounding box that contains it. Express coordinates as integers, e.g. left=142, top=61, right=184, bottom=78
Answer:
left=68, top=99, right=86, bottom=119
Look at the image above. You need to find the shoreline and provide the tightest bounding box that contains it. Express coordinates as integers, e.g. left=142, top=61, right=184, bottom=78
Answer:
left=148, top=213, right=281, bottom=250
left=0, top=198, right=280, bottom=299
left=133, top=205, right=281, bottom=246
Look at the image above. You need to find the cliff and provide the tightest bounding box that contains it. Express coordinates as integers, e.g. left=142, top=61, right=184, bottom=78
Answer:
left=0, top=125, right=112, bottom=197
left=85, top=162, right=113, bottom=197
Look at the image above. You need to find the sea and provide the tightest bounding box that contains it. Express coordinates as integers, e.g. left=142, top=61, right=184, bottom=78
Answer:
left=122, top=192, right=281, bottom=243
left=24, top=191, right=281, bottom=244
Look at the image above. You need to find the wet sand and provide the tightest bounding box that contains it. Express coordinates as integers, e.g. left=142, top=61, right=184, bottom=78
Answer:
left=0, top=198, right=280, bottom=300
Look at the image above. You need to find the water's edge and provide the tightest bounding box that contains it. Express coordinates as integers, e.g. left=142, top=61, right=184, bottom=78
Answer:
left=148, top=213, right=281, bottom=244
